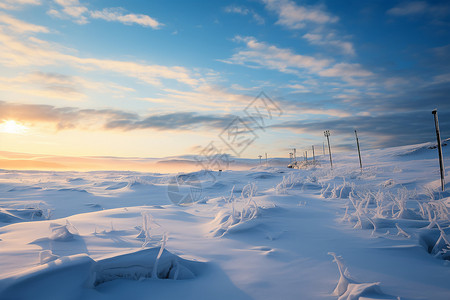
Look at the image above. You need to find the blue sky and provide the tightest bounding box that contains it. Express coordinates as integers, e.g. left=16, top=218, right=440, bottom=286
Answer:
left=0, top=0, right=449, bottom=160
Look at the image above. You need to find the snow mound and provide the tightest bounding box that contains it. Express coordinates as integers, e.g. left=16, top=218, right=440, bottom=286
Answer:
left=395, top=143, right=433, bottom=157
left=0, top=207, right=45, bottom=223
left=67, top=177, right=86, bottom=183
left=49, top=220, right=79, bottom=241
left=209, top=209, right=260, bottom=237
left=419, top=225, right=450, bottom=260
left=247, top=171, right=276, bottom=179
left=8, top=186, right=42, bottom=192
left=57, top=188, right=89, bottom=193
left=329, top=252, right=397, bottom=300
left=92, top=247, right=196, bottom=286
left=208, top=183, right=260, bottom=237
left=0, top=248, right=202, bottom=299
left=39, top=250, right=59, bottom=264
left=105, top=182, right=128, bottom=190
left=0, top=254, right=95, bottom=300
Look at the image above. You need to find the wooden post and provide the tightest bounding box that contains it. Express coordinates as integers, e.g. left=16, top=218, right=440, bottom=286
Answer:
left=265, top=153, right=268, bottom=166
left=312, top=145, right=315, bottom=161
left=324, top=130, right=333, bottom=169
left=355, top=130, right=362, bottom=170
left=258, top=155, right=262, bottom=165
left=432, top=109, right=445, bottom=191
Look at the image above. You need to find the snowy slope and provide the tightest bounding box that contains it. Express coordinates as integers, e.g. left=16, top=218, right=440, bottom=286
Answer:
left=0, top=142, right=449, bottom=300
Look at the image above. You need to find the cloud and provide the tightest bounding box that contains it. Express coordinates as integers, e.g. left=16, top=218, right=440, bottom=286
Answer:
left=387, top=1, right=450, bottom=18
left=140, top=84, right=258, bottom=112
left=318, top=63, right=373, bottom=78
left=105, top=112, right=236, bottom=131
left=0, top=101, right=122, bottom=130
left=49, top=0, right=89, bottom=24
left=272, top=109, right=450, bottom=149
left=224, top=5, right=264, bottom=25
left=90, top=8, right=162, bottom=29
left=0, top=31, right=199, bottom=87
left=49, top=0, right=162, bottom=28
left=0, top=71, right=135, bottom=101
left=262, top=0, right=354, bottom=56
left=271, top=79, right=450, bottom=150
left=222, top=36, right=371, bottom=83
left=433, top=73, right=450, bottom=84
left=0, top=12, right=49, bottom=33
left=274, top=95, right=353, bottom=118
left=0, top=72, right=83, bottom=100
left=284, top=83, right=310, bottom=93
left=387, top=1, right=429, bottom=16
left=0, top=0, right=41, bottom=10
left=303, top=33, right=355, bottom=55
left=263, top=0, right=338, bottom=29
left=222, top=36, right=331, bottom=75
left=0, top=101, right=238, bottom=132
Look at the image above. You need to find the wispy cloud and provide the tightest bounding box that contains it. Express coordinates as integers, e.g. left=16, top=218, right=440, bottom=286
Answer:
left=276, top=75, right=450, bottom=137
left=303, top=33, right=355, bottom=55
left=222, top=36, right=371, bottom=83
left=0, top=30, right=198, bottom=87
left=140, top=84, right=257, bottom=112
left=222, top=36, right=331, bottom=74
left=262, top=0, right=355, bottom=56
left=387, top=1, right=429, bottom=16
left=0, top=17, right=253, bottom=113
left=0, top=0, right=41, bottom=10
left=284, top=83, right=310, bottom=93
left=263, top=0, right=338, bottom=29
left=0, top=101, right=238, bottom=132
left=48, top=0, right=162, bottom=28
left=224, top=5, right=264, bottom=25
left=0, top=71, right=135, bottom=101
left=318, top=63, right=373, bottom=78
left=433, top=73, right=450, bottom=84
left=0, top=12, right=49, bottom=33
left=271, top=109, right=450, bottom=149
left=0, top=72, right=84, bottom=101
left=0, top=100, right=136, bottom=130
left=387, top=1, right=450, bottom=18
left=49, top=0, right=89, bottom=24
left=90, top=8, right=162, bottom=28
left=105, top=112, right=236, bottom=131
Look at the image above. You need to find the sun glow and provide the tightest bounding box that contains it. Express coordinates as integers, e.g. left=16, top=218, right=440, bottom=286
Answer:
left=0, top=120, right=29, bottom=134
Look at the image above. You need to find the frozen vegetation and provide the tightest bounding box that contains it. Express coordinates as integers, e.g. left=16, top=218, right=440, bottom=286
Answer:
left=0, top=141, right=449, bottom=299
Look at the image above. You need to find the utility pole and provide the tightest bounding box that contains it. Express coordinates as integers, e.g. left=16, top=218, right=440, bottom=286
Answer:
left=355, top=130, right=362, bottom=170
left=432, top=109, right=445, bottom=191
left=293, top=148, right=296, bottom=162
left=312, top=145, right=315, bottom=161
left=265, top=153, right=268, bottom=167
left=289, top=153, right=293, bottom=163
left=258, top=155, right=262, bottom=165
left=324, top=130, right=333, bottom=169
left=305, top=151, right=308, bottom=161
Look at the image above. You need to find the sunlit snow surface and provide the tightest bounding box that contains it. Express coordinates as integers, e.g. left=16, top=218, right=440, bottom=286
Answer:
left=0, top=142, right=449, bottom=300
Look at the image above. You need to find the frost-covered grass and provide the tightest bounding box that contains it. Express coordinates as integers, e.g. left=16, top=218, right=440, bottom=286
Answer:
left=316, top=161, right=450, bottom=261
left=209, top=182, right=261, bottom=237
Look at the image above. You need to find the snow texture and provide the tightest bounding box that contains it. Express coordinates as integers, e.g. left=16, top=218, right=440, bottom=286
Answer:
left=0, top=141, right=449, bottom=299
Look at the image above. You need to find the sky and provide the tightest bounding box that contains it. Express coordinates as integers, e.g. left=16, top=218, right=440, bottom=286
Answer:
left=0, top=0, right=449, bottom=165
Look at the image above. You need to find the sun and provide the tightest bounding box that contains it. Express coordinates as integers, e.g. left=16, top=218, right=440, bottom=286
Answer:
left=0, top=120, right=29, bottom=134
